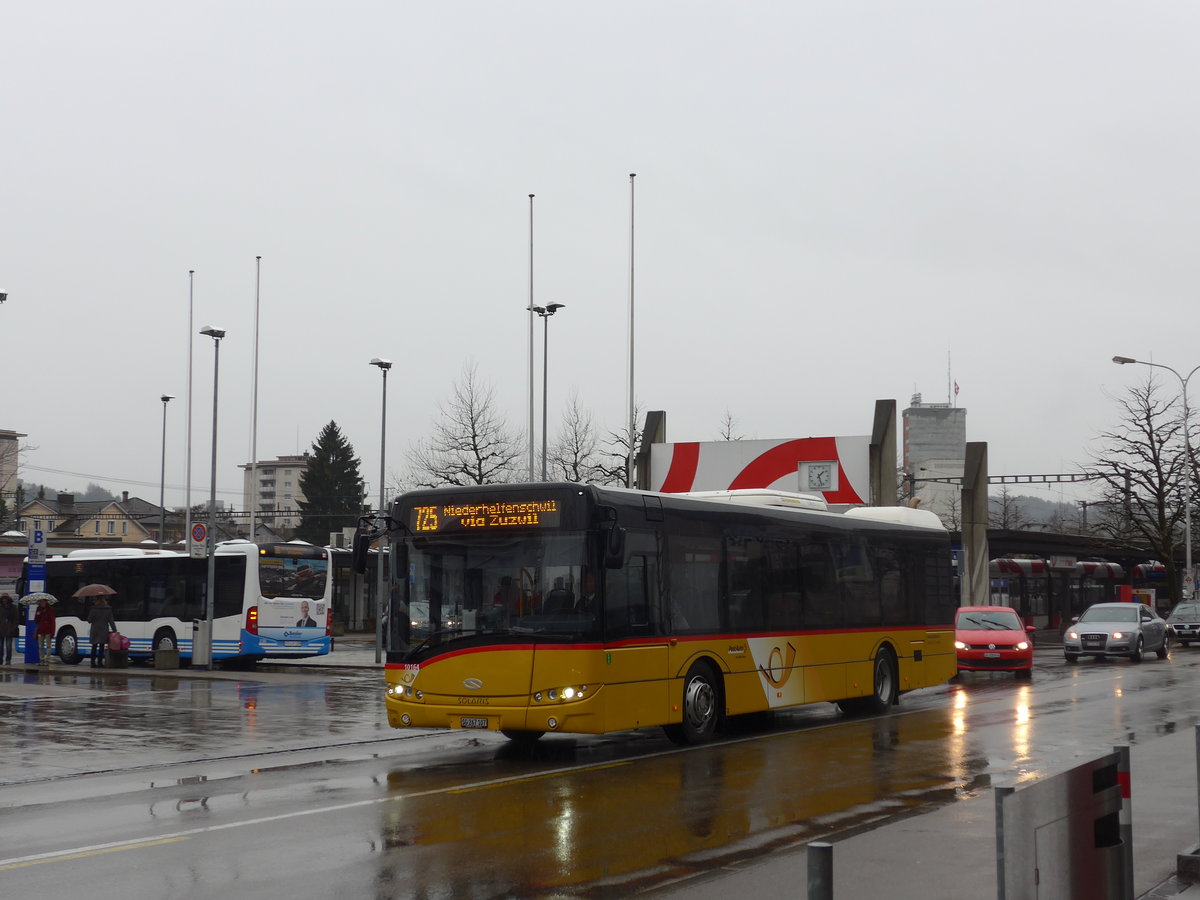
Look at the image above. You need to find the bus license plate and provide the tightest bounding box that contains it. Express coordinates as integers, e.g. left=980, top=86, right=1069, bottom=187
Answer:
left=460, top=717, right=489, bottom=729
left=285, top=641, right=301, bottom=647
left=984, top=652, right=1000, bottom=658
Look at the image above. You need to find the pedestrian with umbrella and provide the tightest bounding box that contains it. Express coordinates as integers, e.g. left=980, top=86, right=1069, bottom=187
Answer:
left=76, top=585, right=116, bottom=668
left=0, top=594, right=18, bottom=664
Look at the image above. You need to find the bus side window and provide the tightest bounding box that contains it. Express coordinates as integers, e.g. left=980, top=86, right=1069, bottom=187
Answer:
left=765, top=540, right=802, bottom=630
left=799, top=541, right=837, bottom=628
left=604, top=554, right=649, bottom=638
left=726, top=536, right=765, bottom=630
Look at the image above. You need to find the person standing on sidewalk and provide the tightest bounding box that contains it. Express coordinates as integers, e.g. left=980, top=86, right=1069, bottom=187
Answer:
left=34, top=597, right=55, bottom=666
left=87, top=597, right=115, bottom=667
left=0, top=595, right=18, bottom=664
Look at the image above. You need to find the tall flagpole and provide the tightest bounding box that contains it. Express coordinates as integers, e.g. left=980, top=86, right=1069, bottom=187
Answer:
left=627, top=173, right=636, bottom=488
left=185, top=270, right=195, bottom=542
left=250, top=256, right=261, bottom=542
left=528, top=193, right=536, bottom=482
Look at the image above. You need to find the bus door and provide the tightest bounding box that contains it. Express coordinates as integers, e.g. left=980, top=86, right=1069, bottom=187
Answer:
left=601, top=547, right=670, bottom=732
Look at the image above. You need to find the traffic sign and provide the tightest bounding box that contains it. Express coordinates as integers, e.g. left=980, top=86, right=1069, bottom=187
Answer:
left=190, top=522, right=208, bottom=559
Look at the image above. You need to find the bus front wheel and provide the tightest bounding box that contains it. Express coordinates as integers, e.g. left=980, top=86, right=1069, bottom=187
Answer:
left=153, top=629, right=178, bottom=652
left=664, top=661, right=722, bottom=745
left=56, top=628, right=83, bottom=665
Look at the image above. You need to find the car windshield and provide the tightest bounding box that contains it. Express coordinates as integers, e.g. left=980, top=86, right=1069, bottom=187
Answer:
left=957, top=610, right=1022, bottom=630
left=1078, top=605, right=1138, bottom=623
left=1170, top=603, right=1200, bottom=619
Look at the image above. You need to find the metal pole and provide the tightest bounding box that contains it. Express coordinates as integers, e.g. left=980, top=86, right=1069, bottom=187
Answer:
left=627, top=172, right=636, bottom=488
left=185, top=270, right=194, bottom=541
left=994, top=785, right=1014, bottom=900
left=541, top=314, right=549, bottom=481
left=1195, top=724, right=1200, bottom=850
left=159, top=395, right=172, bottom=547
left=203, top=334, right=221, bottom=669
left=250, top=255, right=261, bottom=542
left=806, top=841, right=833, bottom=900
left=528, top=193, right=535, bottom=483
left=376, top=365, right=388, bottom=664
left=1115, top=744, right=1133, bottom=900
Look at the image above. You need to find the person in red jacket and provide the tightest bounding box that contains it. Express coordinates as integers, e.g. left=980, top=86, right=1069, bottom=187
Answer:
left=34, top=596, right=56, bottom=666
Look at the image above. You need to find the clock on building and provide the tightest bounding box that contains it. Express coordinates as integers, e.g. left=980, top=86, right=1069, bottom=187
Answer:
left=800, top=461, right=838, bottom=493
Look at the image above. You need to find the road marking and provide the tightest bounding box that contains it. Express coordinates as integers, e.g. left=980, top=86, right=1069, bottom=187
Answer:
left=0, top=837, right=189, bottom=870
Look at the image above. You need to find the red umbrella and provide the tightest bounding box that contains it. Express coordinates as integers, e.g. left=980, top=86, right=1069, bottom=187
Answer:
left=72, top=584, right=116, bottom=598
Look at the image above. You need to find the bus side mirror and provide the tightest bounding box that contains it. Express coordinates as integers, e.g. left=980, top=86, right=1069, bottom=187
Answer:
left=351, top=534, right=371, bottom=574
left=604, top=525, right=626, bottom=569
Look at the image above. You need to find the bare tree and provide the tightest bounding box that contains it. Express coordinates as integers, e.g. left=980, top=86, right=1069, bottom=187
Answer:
left=406, top=362, right=522, bottom=487
left=1087, top=376, right=1193, bottom=602
left=717, top=408, right=743, bottom=441
left=940, top=492, right=962, bottom=530
left=988, top=486, right=1029, bottom=530
left=592, top=404, right=644, bottom=487
left=549, top=391, right=600, bottom=483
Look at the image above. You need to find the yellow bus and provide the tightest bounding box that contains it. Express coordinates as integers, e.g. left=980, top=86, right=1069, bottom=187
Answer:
left=359, top=483, right=957, bottom=744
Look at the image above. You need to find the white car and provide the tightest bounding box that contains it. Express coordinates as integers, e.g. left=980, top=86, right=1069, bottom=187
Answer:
left=1064, top=602, right=1169, bottom=663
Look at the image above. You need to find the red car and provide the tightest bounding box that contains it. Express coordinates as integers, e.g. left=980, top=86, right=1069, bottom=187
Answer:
left=955, top=605, right=1035, bottom=678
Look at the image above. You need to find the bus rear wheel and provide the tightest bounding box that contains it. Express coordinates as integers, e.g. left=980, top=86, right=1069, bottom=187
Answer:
left=838, top=647, right=897, bottom=716
left=664, top=661, right=722, bottom=745
left=56, top=628, right=83, bottom=665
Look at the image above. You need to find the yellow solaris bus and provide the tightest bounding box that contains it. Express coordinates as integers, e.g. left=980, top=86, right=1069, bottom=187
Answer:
left=361, top=483, right=957, bottom=744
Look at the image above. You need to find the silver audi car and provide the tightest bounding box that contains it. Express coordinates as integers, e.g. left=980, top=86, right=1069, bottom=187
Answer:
left=1064, top=602, right=1169, bottom=663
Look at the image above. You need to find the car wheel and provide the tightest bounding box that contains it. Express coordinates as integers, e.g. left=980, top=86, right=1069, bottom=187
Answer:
left=1157, top=636, right=1170, bottom=659
left=1064, top=653, right=1078, bottom=664
left=1130, top=637, right=1143, bottom=663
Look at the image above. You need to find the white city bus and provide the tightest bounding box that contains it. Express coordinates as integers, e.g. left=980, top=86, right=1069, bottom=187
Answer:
left=17, top=540, right=333, bottom=664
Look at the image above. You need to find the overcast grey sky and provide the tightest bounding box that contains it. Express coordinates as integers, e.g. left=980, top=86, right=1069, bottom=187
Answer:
left=3, top=2, right=1196, bottom=511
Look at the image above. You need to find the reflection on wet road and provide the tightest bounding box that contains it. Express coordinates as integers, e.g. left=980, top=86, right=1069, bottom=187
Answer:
left=4, top=649, right=1200, bottom=898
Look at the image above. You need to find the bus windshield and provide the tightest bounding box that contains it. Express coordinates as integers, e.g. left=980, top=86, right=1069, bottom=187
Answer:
left=401, top=531, right=597, bottom=649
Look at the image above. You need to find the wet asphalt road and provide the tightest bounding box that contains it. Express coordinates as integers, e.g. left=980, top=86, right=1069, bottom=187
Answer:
left=3, top=646, right=1200, bottom=898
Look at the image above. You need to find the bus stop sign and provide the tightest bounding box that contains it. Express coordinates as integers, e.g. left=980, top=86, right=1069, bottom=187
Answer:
left=190, top=523, right=208, bottom=558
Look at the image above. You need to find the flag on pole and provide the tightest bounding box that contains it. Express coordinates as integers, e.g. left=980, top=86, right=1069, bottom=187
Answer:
left=954, top=381, right=960, bottom=396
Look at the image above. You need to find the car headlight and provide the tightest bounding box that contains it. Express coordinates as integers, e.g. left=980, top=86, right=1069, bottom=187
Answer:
left=954, top=640, right=968, bottom=650
left=1111, top=632, right=1123, bottom=640
left=1067, top=630, right=1078, bottom=639
left=1016, top=642, right=1029, bottom=651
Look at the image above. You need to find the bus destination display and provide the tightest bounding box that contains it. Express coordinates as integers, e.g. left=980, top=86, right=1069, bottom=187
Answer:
left=411, top=499, right=561, bottom=533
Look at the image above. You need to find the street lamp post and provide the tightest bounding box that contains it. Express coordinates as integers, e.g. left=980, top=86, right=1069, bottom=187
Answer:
left=197, top=326, right=226, bottom=669
left=159, top=394, right=175, bottom=548
left=1113, top=355, right=1200, bottom=598
left=529, top=303, right=565, bottom=481
left=370, top=357, right=391, bottom=664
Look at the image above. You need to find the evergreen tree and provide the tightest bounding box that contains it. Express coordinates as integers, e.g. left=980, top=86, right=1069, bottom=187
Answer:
left=295, top=422, right=366, bottom=544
